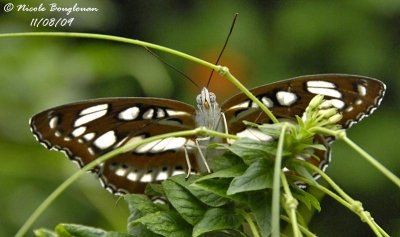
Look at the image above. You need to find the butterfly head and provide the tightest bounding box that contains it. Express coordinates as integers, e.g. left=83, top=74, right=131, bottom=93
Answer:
left=195, top=87, right=221, bottom=129
left=196, top=87, right=217, bottom=111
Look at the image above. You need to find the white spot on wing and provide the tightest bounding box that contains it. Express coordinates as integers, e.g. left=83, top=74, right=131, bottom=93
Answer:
left=127, top=171, right=138, bottom=181
left=171, top=169, right=185, bottom=176
left=307, top=81, right=336, bottom=88
left=140, top=173, right=153, bottom=182
left=276, top=91, right=298, bottom=106
left=118, top=107, right=139, bottom=121
left=156, top=171, right=169, bottom=181
left=228, top=101, right=250, bottom=110
left=94, top=131, right=117, bottom=149
left=166, top=109, right=190, bottom=116
left=307, top=88, right=342, bottom=98
left=135, top=137, right=187, bottom=153
left=49, top=116, right=58, bottom=129
left=74, top=110, right=107, bottom=127
left=72, top=126, right=86, bottom=137
left=261, top=96, right=273, bottom=108
left=143, top=109, right=154, bottom=119
left=116, top=167, right=127, bottom=176
left=83, top=132, right=95, bottom=141
left=156, top=108, right=165, bottom=118
left=358, top=84, right=367, bottom=96
left=80, top=104, right=108, bottom=115
left=321, top=99, right=345, bottom=109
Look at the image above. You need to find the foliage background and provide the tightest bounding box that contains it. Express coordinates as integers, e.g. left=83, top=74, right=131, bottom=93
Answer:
left=0, top=0, right=399, bottom=236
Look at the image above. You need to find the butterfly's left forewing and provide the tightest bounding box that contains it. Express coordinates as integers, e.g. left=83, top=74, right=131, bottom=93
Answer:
left=221, top=74, right=385, bottom=170
left=30, top=98, right=197, bottom=194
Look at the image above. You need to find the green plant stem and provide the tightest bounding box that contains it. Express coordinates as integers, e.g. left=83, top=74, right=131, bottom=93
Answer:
left=280, top=215, right=316, bottom=237
left=0, top=32, right=279, bottom=124
left=281, top=172, right=302, bottom=237
left=15, top=127, right=238, bottom=237
left=310, top=127, right=400, bottom=188
left=271, top=124, right=287, bottom=237
left=236, top=209, right=260, bottom=237
left=294, top=164, right=389, bottom=237
left=0, top=32, right=218, bottom=72
left=223, top=68, right=279, bottom=124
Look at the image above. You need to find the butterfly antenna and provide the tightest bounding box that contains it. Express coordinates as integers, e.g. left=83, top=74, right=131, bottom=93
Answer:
left=144, top=46, right=200, bottom=89
left=206, top=13, right=239, bottom=88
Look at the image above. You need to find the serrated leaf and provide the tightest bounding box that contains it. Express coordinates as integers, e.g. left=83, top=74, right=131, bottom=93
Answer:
left=162, top=179, right=206, bottom=225
left=227, top=159, right=274, bottom=195
left=132, top=211, right=191, bottom=237
left=193, top=208, right=242, bottom=237
left=55, top=224, right=132, bottom=237
left=247, top=191, right=272, bottom=237
left=170, top=175, right=229, bottom=207
left=34, top=228, right=57, bottom=237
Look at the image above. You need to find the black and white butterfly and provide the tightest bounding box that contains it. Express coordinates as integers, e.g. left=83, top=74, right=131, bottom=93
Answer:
left=30, top=74, right=385, bottom=194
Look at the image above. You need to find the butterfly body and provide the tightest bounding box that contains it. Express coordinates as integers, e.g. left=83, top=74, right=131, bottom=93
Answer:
left=30, top=74, right=385, bottom=194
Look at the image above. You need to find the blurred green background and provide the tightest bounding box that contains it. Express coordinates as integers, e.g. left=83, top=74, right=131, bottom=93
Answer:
left=0, top=0, right=399, bottom=236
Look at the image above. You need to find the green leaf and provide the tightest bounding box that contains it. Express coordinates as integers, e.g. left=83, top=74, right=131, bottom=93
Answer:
left=124, top=194, right=160, bottom=217
left=227, top=159, right=274, bottom=195
left=55, top=224, right=132, bottom=237
left=247, top=191, right=272, bottom=237
left=144, top=183, right=165, bottom=196
left=162, top=179, right=206, bottom=225
left=132, top=211, right=191, bottom=237
left=196, top=165, right=246, bottom=182
left=257, top=123, right=284, bottom=138
left=193, top=208, right=242, bottom=237
left=192, top=178, right=247, bottom=203
left=285, top=160, right=316, bottom=185
left=209, top=152, right=245, bottom=171
left=170, top=175, right=229, bottom=207
left=227, top=138, right=278, bottom=164
left=124, top=194, right=163, bottom=236
left=292, top=188, right=321, bottom=212
left=34, top=228, right=57, bottom=237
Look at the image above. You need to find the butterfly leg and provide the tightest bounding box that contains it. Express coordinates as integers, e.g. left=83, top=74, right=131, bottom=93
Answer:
left=183, top=146, right=192, bottom=179
left=195, top=138, right=212, bottom=174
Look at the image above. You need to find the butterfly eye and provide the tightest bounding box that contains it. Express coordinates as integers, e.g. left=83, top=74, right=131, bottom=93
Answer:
left=209, top=92, right=216, bottom=103
left=196, top=94, right=202, bottom=105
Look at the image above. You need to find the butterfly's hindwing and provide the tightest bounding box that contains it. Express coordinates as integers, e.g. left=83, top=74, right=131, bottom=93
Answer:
left=30, top=98, right=198, bottom=194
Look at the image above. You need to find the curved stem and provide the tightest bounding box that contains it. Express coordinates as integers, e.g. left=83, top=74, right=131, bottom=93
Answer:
left=280, top=215, right=316, bottom=237
left=310, top=127, right=400, bottom=188
left=271, top=124, right=287, bottom=237
left=223, top=69, right=279, bottom=124
left=293, top=164, right=389, bottom=237
left=236, top=209, right=260, bottom=237
left=16, top=127, right=238, bottom=237
left=0, top=32, right=218, bottom=71
left=281, top=172, right=302, bottom=237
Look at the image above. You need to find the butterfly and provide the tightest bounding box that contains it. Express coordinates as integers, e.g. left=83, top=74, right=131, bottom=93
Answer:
left=30, top=74, right=385, bottom=194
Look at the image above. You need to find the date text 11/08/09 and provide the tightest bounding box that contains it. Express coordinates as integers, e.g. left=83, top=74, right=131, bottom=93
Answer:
left=30, top=18, right=75, bottom=28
